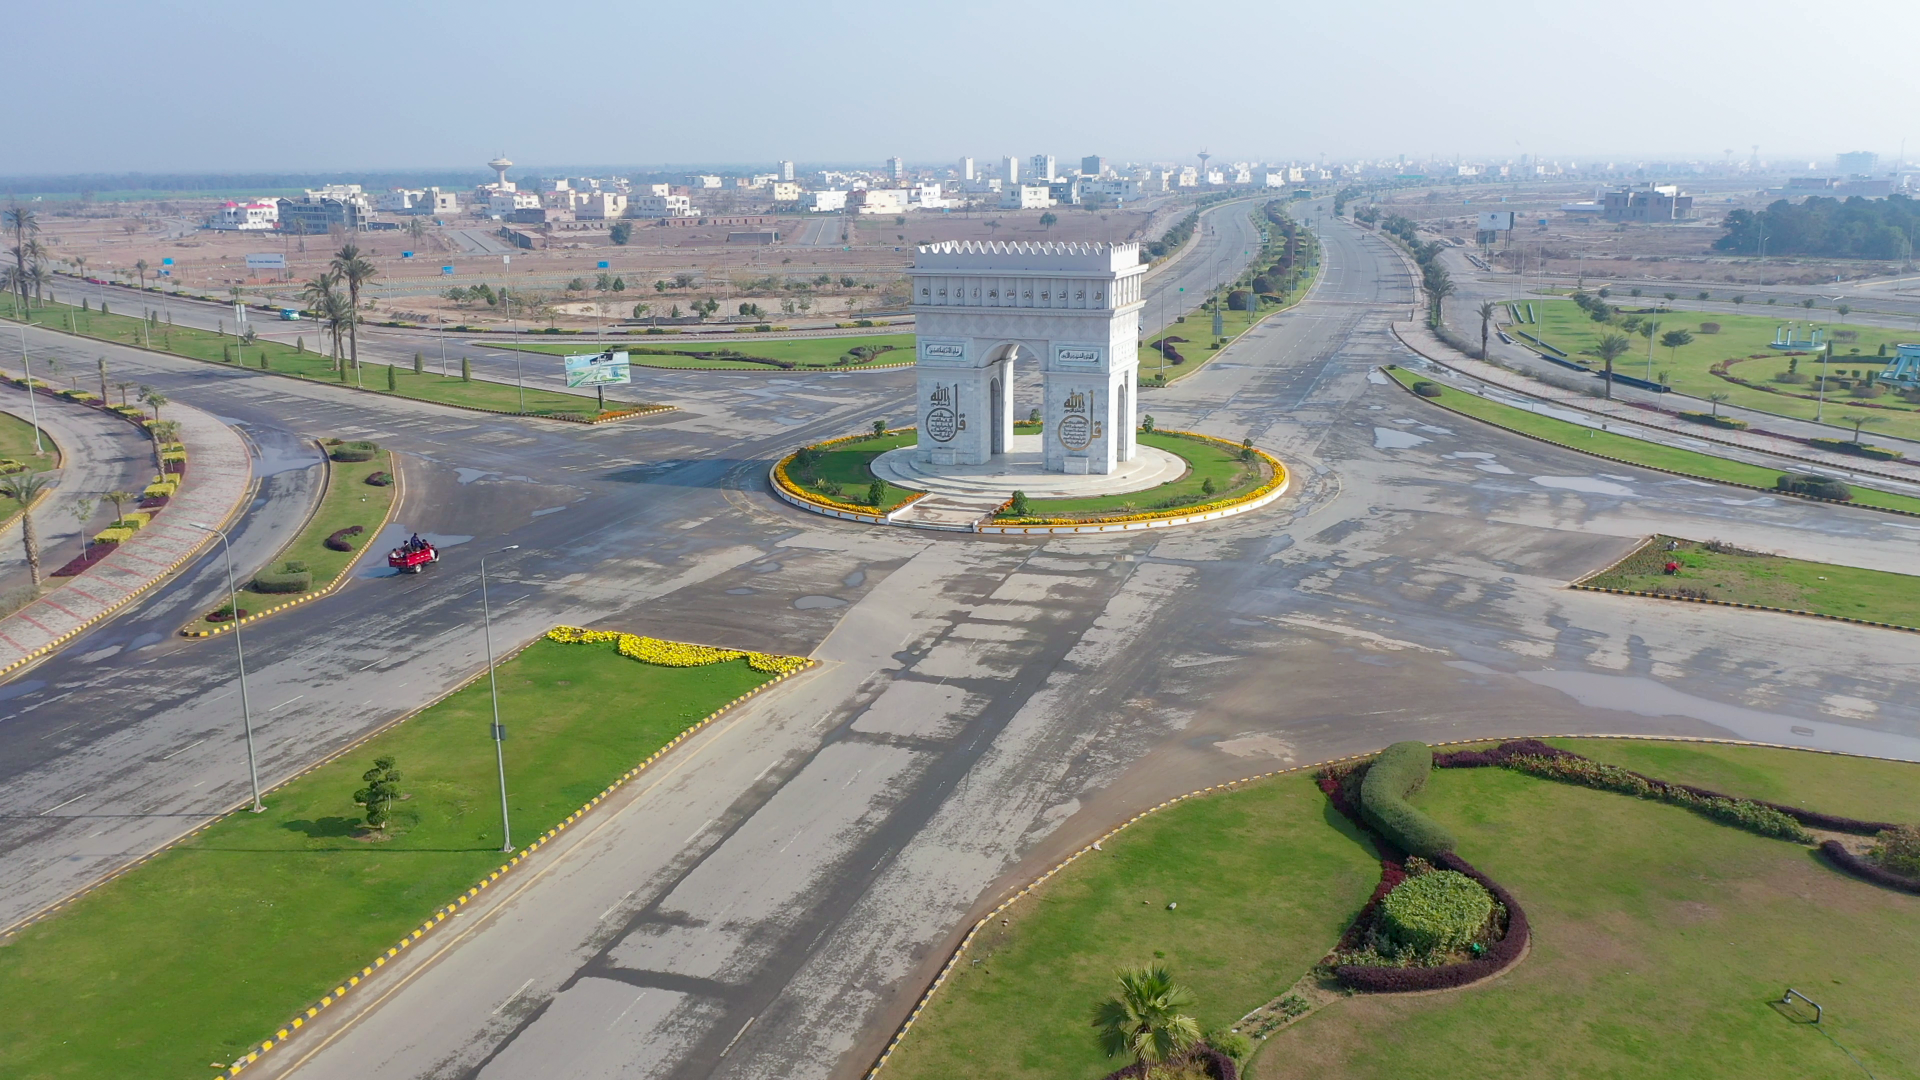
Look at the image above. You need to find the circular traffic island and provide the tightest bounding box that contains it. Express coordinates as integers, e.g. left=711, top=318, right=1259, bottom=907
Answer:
left=772, top=426, right=1288, bottom=534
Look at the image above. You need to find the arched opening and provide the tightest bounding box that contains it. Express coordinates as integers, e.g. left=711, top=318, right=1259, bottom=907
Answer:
left=1117, top=381, right=1130, bottom=459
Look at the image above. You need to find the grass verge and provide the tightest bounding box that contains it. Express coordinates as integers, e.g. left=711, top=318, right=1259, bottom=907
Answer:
left=1382, top=365, right=1920, bottom=515
left=0, top=405, right=59, bottom=525
left=0, top=637, right=780, bottom=1078
left=993, top=431, right=1268, bottom=519
left=0, top=299, right=646, bottom=420
left=183, top=450, right=397, bottom=633
left=789, top=430, right=920, bottom=512
left=491, top=333, right=913, bottom=370
left=1580, top=534, right=1920, bottom=627
left=883, top=740, right=1920, bottom=1080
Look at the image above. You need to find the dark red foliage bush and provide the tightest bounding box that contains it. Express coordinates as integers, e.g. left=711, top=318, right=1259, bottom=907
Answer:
left=1438, top=739, right=1897, bottom=835
left=139, top=495, right=170, bottom=510
left=1819, top=840, right=1920, bottom=895
left=52, top=541, right=118, bottom=577
left=1097, top=1045, right=1237, bottom=1080
left=324, top=525, right=366, bottom=552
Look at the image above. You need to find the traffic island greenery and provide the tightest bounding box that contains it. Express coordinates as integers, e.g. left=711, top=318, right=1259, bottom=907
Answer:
left=1577, top=534, right=1920, bottom=628
left=494, top=333, right=914, bottom=370
left=0, top=407, right=58, bottom=530
left=991, top=431, right=1277, bottom=523
left=879, top=739, right=1920, bottom=1080
left=1381, top=365, right=1920, bottom=516
left=184, top=450, right=396, bottom=635
left=779, top=429, right=922, bottom=514
left=0, top=636, right=791, bottom=1079
left=0, top=296, right=654, bottom=421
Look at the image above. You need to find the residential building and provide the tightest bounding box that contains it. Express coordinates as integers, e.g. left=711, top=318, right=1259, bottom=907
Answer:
left=851, top=188, right=910, bottom=214
left=211, top=199, right=279, bottom=231
left=507, top=206, right=573, bottom=225
left=959, top=156, right=975, bottom=181
left=577, top=192, right=627, bottom=220
left=691, top=175, right=724, bottom=189
left=641, top=183, right=672, bottom=197
left=770, top=182, right=803, bottom=203
left=1030, top=154, right=1057, bottom=182
left=376, top=189, right=428, bottom=212
left=800, top=190, right=848, bottom=213
left=1836, top=151, right=1879, bottom=177
left=888, top=156, right=906, bottom=180
left=276, top=186, right=371, bottom=233
left=1082, top=177, right=1142, bottom=200
left=631, top=194, right=696, bottom=218
left=1001, top=184, right=1053, bottom=210
left=779, top=160, right=795, bottom=181
left=1048, top=179, right=1081, bottom=205
left=1081, top=155, right=1106, bottom=177
left=429, top=188, right=460, bottom=215
left=1601, top=184, right=1694, bottom=222
left=909, top=182, right=946, bottom=209
left=1177, top=166, right=1198, bottom=187
left=1003, top=155, right=1021, bottom=184
left=488, top=190, right=542, bottom=216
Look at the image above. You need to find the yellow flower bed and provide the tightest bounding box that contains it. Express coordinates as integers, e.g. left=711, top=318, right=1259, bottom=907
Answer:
left=95, top=527, right=135, bottom=544
left=546, top=625, right=809, bottom=675
left=771, top=427, right=923, bottom=519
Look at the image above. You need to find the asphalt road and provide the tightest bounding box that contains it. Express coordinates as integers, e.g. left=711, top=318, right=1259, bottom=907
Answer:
left=242, top=203, right=1920, bottom=1080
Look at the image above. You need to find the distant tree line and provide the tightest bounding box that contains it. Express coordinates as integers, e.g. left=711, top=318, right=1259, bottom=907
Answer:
left=1716, top=195, right=1920, bottom=259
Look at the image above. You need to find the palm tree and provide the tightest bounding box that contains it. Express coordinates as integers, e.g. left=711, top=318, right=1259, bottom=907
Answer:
left=1840, top=413, right=1887, bottom=444
left=302, top=272, right=349, bottom=367
left=1091, top=966, right=1202, bottom=1074
left=329, top=244, right=378, bottom=378
left=1708, top=392, right=1731, bottom=416
left=28, top=259, right=53, bottom=305
left=1593, top=332, right=1633, bottom=399
left=140, top=387, right=167, bottom=421
left=4, top=202, right=38, bottom=315
left=135, top=259, right=150, bottom=292
left=114, top=381, right=133, bottom=407
left=0, top=471, right=52, bottom=587
left=1477, top=300, right=1498, bottom=360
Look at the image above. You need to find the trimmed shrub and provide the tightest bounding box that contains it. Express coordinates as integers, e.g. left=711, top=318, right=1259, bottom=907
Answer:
left=1776, top=473, right=1852, bottom=501
left=1483, top=750, right=1813, bottom=842
left=365, top=471, right=393, bottom=486
left=1379, top=870, right=1494, bottom=954
left=1335, top=852, right=1530, bottom=993
left=1699, top=322, right=1721, bottom=334
left=281, top=560, right=308, bottom=574
left=1810, top=437, right=1903, bottom=461
left=1822, top=840, right=1920, bottom=894
left=1872, top=824, right=1920, bottom=876
left=324, top=525, right=365, bottom=552
left=251, top=564, right=312, bottom=593
left=1359, top=741, right=1456, bottom=857
left=331, top=439, right=379, bottom=462
left=1411, top=380, right=1443, bottom=398
left=1226, top=289, right=1253, bottom=311
left=1678, top=410, right=1749, bottom=431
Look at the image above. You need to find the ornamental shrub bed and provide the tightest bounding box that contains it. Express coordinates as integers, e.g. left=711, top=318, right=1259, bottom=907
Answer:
left=1359, top=740, right=1456, bottom=857
left=1820, top=840, right=1920, bottom=895
left=546, top=624, right=808, bottom=675
left=1775, top=472, right=1852, bottom=501
left=1809, top=436, right=1903, bottom=461
left=330, top=440, right=379, bottom=463
left=250, top=563, right=313, bottom=594
left=1678, top=410, right=1749, bottom=430
left=1096, top=1044, right=1238, bottom=1080
left=1332, top=852, right=1529, bottom=993
left=365, top=471, right=392, bottom=486
left=324, top=525, right=365, bottom=552
left=1379, top=869, right=1494, bottom=954
left=52, top=540, right=118, bottom=577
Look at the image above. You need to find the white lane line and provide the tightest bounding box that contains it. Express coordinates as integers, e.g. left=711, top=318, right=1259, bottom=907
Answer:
left=598, top=890, right=636, bottom=921
left=504, top=594, right=532, bottom=607
left=718, top=1016, right=756, bottom=1057
left=21, top=691, right=76, bottom=715
left=41, top=792, right=92, bottom=815
left=268, top=695, right=304, bottom=713
left=681, top=817, right=716, bottom=848
left=161, top=737, right=207, bottom=760
left=358, top=659, right=384, bottom=672
left=609, top=990, right=650, bottom=1031
left=492, top=978, right=535, bottom=1015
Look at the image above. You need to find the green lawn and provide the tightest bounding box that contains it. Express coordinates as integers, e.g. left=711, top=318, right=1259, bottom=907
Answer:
left=493, top=333, right=914, bottom=370
left=0, top=298, right=642, bottom=420
left=1383, top=365, right=1920, bottom=515
left=884, top=739, right=1920, bottom=1080
left=1582, top=534, right=1920, bottom=626
left=184, top=452, right=396, bottom=632
left=880, top=772, right=1381, bottom=1080
left=790, top=431, right=920, bottom=511
left=995, top=431, right=1268, bottom=519
left=1519, top=298, right=1920, bottom=443
left=1255, top=742, right=1920, bottom=1080
left=1140, top=210, right=1321, bottom=384
left=0, top=638, right=779, bottom=1078
left=0, top=407, right=59, bottom=526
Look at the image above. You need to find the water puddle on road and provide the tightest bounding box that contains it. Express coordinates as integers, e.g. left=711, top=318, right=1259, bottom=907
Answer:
left=1530, top=475, right=1633, bottom=496
left=1373, top=427, right=1430, bottom=450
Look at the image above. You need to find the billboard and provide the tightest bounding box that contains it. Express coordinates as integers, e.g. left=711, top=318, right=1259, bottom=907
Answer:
left=564, top=350, right=631, bottom=388
left=245, top=252, right=286, bottom=270
left=1477, top=211, right=1515, bottom=232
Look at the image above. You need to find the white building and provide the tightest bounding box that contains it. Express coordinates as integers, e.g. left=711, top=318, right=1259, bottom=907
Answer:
left=887, top=156, right=906, bottom=180
left=852, top=188, right=910, bottom=214
left=376, top=189, right=427, bottom=212
left=488, top=190, right=542, bottom=216
left=1081, top=177, right=1142, bottom=200
left=909, top=182, right=946, bottom=209
left=429, top=188, right=460, bottom=215
left=801, top=190, right=848, bottom=213
left=1001, top=184, right=1054, bottom=210
left=1003, top=155, right=1021, bottom=184
left=641, top=183, right=672, bottom=197
left=779, top=160, right=795, bottom=181
left=1176, top=166, right=1199, bottom=187
left=577, top=192, right=628, bottom=220
left=770, top=182, right=803, bottom=203
left=212, top=200, right=279, bottom=231
left=631, top=194, right=695, bottom=218
left=1030, top=154, right=1057, bottom=182
left=959, top=156, right=975, bottom=181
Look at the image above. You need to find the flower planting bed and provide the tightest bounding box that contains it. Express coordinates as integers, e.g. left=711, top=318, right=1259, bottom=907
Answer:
left=1575, top=534, right=1920, bottom=632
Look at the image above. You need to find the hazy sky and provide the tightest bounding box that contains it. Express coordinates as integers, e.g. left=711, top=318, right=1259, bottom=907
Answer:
left=9, top=0, right=1918, bottom=176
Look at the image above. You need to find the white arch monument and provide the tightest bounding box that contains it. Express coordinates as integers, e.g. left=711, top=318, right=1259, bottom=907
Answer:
left=909, top=241, right=1146, bottom=475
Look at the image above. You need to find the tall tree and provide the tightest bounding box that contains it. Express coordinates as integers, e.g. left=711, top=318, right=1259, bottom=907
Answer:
left=0, top=471, right=51, bottom=587
left=1477, top=300, right=1498, bottom=360
left=329, top=243, right=378, bottom=375
left=140, top=387, right=168, bottom=421
left=1840, top=412, right=1887, bottom=443
left=135, top=258, right=150, bottom=292
left=1593, top=332, right=1632, bottom=399
left=353, top=756, right=404, bottom=830
left=1092, top=966, right=1202, bottom=1072
left=3, top=202, right=38, bottom=315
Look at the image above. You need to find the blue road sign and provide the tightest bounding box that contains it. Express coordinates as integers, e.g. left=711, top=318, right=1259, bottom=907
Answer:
left=597, top=261, right=610, bottom=269
left=442, top=266, right=455, bottom=275
left=162, top=257, right=173, bottom=265
left=402, top=251, right=414, bottom=258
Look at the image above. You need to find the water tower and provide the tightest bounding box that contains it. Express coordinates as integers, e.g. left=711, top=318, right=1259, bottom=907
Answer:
left=487, top=155, right=514, bottom=190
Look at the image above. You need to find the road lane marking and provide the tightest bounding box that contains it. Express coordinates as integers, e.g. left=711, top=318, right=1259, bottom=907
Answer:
left=268, top=695, right=304, bottom=713
left=610, top=990, right=650, bottom=1031
left=718, top=1016, right=755, bottom=1057
left=161, top=737, right=206, bottom=760
left=41, top=792, right=92, bottom=815
left=492, top=978, right=535, bottom=1015
left=682, top=817, right=716, bottom=848
left=598, top=891, right=635, bottom=921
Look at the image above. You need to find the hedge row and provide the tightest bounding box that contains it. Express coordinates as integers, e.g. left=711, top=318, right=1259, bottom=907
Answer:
left=1359, top=741, right=1456, bottom=857
left=1096, top=1044, right=1238, bottom=1080
left=330, top=439, right=380, bottom=463
left=1819, top=840, right=1920, bottom=895
left=1435, top=739, right=1897, bottom=836
left=324, top=525, right=365, bottom=552
left=1333, top=852, right=1530, bottom=993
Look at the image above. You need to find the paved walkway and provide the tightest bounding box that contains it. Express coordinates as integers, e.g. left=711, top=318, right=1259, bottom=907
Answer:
left=1393, top=321, right=1920, bottom=493
left=0, top=390, right=153, bottom=595
left=0, top=400, right=252, bottom=678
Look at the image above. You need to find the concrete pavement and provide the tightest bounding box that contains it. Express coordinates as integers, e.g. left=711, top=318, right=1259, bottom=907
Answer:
left=0, top=389, right=151, bottom=595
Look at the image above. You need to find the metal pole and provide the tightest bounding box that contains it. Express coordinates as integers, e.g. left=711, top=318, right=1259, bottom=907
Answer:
left=192, top=522, right=264, bottom=812
left=18, top=323, right=44, bottom=454
left=481, top=545, right=519, bottom=853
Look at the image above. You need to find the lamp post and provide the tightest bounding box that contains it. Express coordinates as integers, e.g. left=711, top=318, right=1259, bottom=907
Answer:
left=481, top=544, right=520, bottom=852
left=16, top=323, right=43, bottom=455
left=187, top=521, right=264, bottom=812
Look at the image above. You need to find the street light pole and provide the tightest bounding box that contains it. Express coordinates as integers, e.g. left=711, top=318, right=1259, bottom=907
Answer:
left=481, top=544, right=520, bottom=853
left=16, top=322, right=43, bottom=455
left=187, top=521, right=264, bottom=813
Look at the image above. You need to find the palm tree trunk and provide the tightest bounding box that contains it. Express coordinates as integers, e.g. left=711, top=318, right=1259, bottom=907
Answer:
left=1604, top=358, right=1614, bottom=400
left=346, top=285, right=359, bottom=371
left=21, top=510, right=40, bottom=588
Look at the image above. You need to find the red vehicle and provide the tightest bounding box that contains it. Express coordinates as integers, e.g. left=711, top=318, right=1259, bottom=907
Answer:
left=389, top=539, right=439, bottom=573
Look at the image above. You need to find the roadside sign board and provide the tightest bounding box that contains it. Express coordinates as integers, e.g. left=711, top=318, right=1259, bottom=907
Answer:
left=597, top=261, right=610, bottom=269
left=442, top=265, right=455, bottom=275
left=245, top=253, right=284, bottom=270
left=564, top=350, right=631, bottom=388
left=402, top=251, right=414, bottom=258
left=161, top=257, right=174, bottom=266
